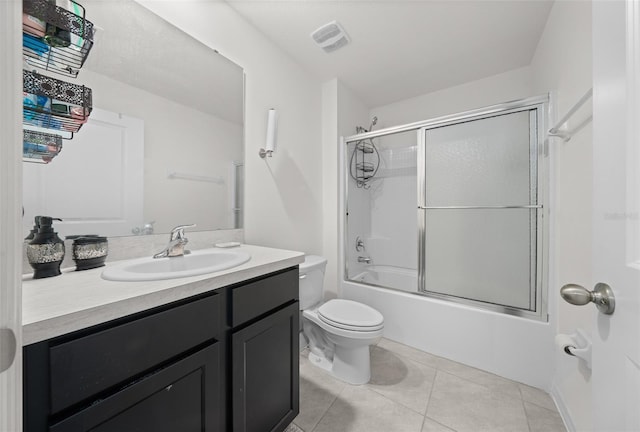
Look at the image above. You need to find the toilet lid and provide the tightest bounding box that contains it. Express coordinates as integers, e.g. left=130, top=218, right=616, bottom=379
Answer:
left=318, top=299, right=384, bottom=331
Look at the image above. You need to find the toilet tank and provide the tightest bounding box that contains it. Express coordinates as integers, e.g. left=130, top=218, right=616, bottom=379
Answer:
left=299, top=255, right=327, bottom=309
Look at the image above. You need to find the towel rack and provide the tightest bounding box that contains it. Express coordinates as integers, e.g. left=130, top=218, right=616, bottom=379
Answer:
left=548, top=88, right=593, bottom=142
left=167, top=171, right=224, bottom=184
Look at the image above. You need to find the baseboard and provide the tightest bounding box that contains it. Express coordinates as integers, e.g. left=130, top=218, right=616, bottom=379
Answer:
left=550, top=383, right=575, bottom=432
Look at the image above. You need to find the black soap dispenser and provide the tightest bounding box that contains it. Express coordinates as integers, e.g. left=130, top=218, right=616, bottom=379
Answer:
left=24, top=215, right=42, bottom=243
left=26, top=216, right=65, bottom=279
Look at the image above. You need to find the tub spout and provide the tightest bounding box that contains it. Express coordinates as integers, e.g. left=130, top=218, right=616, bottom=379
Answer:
left=357, top=256, right=371, bottom=264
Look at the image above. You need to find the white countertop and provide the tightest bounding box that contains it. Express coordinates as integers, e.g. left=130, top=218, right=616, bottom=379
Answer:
left=22, top=244, right=304, bottom=346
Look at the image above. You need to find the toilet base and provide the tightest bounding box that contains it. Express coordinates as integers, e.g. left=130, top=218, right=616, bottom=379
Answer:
left=332, top=344, right=372, bottom=385
left=308, top=351, right=333, bottom=372
left=299, top=333, right=308, bottom=353
left=308, top=344, right=372, bottom=385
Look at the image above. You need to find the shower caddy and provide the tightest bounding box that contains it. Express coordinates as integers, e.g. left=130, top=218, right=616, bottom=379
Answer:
left=349, top=117, right=380, bottom=189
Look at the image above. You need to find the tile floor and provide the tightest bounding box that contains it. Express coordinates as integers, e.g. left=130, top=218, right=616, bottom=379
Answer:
left=292, top=338, right=567, bottom=432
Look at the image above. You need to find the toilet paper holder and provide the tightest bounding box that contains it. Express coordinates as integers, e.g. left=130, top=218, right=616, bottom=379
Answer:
left=556, top=328, right=592, bottom=369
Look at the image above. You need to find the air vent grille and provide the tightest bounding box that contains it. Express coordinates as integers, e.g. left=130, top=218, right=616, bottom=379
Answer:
left=310, top=21, right=350, bottom=53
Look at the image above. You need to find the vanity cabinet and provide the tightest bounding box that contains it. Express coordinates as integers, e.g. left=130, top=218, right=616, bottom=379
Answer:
left=23, top=266, right=299, bottom=432
left=231, top=270, right=299, bottom=432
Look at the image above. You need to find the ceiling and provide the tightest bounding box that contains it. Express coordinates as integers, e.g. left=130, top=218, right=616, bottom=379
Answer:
left=225, top=0, right=554, bottom=108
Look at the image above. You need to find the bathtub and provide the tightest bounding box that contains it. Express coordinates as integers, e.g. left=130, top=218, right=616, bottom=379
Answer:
left=352, top=265, right=417, bottom=293
left=342, top=266, right=554, bottom=389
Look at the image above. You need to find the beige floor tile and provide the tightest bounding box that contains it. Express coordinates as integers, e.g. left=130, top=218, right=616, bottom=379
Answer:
left=284, top=423, right=305, bottom=432
left=377, top=338, right=441, bottom=369
left=519, top=383, right=558, bottom=411
left=378, top=338, right=521, bottom=399
left=421, top=416, right=456, bottom=432
left=426, top=371, right=529, bottom=432
left=298, top=340, right=567, bottom=432
left=524, top=401, right=567, bottom=432
left=313, top=385, right=425, bottom=432
left=295, top=354, right=347, bottom=432
left=434, top=357, right=521, bottom=399
left=366, top=345, right=437, bottom=414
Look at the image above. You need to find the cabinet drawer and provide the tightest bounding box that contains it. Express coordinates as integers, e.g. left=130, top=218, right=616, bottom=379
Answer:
left=50, top=342, right=221, bottom=432
left=232, top=267, right=298, bottom=327
left=49, top=293, right=220, bottom=414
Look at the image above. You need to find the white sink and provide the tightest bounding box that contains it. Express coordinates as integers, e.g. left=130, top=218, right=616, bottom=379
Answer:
left=101, top=248, right=251, bottom=282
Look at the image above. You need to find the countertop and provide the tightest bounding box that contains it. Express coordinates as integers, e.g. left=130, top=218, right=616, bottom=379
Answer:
left=22, top=244, right=304, bottom=346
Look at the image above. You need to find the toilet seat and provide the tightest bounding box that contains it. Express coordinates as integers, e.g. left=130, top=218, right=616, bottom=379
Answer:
left=318, top=299, right=384, bottom=332
left=303, top=308, right=384, bottom=340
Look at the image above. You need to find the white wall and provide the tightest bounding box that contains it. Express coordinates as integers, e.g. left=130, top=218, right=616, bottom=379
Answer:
left=529, top=1, right=593, bottom=430
left=336, top=81, right=372, bottom=293
left=323, top=79, right=371, bottom=299
left=370, top=66, right=533, bottom=128
left=322, top=79, right=339, bottom=299
left=138, top=0, right=324, bottom=255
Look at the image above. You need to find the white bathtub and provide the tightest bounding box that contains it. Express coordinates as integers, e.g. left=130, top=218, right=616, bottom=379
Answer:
left=352, top=265, right=417, bottom=293
left=342, top=267, right=554, bottom=390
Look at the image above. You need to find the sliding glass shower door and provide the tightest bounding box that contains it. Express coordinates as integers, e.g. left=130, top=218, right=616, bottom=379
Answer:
left=418, top=108, right=543, bottom=313
left=344, top=96, right=546, bottom=318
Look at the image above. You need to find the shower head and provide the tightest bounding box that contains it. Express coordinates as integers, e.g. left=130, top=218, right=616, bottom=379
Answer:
left=355, top=117, right=379, bottom=134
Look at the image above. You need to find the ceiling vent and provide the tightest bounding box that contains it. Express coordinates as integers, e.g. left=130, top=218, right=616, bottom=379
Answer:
left=311, top=21, right=350, bottom=53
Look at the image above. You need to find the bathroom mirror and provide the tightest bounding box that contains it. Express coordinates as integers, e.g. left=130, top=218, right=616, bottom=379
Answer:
left=22, top=0, right=245, bottom=238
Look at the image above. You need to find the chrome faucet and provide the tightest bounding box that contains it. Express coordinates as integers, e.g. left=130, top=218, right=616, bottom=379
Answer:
left=357, top=256, right=371, bottom=264
left=153, top=224, right=196, bottom=258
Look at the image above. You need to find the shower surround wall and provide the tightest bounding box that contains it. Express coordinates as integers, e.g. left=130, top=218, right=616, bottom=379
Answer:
left=346, top=130, right=417, bottom=283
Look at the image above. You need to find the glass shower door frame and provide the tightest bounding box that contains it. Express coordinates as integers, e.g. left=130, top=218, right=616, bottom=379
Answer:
left=342, top=95, right=549, bottom=320
left=417, top=100, right=548, bottom=320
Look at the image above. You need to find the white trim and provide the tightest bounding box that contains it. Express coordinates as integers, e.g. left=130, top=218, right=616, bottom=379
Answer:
left=344, top=94, right=550, bottom=142
left=626, top=0, right=640, bottom=267
left=338, top=137, right=346, bottom=298
left=0, top=0, right=24, bottom=430
left=550, top=384, right=576, bottom=432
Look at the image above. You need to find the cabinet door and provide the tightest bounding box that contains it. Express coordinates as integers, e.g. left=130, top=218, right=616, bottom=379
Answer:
left=50, top=343, right=222, bottom=432
left=232, top=302, right=299, bottom=432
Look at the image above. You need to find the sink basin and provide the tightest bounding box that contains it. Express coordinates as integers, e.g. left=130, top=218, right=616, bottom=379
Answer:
left=101, top=248, right=251, bottom=282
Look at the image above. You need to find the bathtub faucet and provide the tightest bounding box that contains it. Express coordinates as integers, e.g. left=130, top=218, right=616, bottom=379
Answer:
left=357, top=256, right=372, bottom=264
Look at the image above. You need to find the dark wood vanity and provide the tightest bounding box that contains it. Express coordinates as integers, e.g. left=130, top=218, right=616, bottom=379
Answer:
left=23, top=267, right=299, bottom=432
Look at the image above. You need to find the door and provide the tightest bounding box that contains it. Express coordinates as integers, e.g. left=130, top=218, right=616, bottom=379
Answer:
left=22, top=108, right=144, bottom=238
left=592, top=1, right=640, bottom=430
left=0, top=1, right=23, bottom=431
left=419, top=108, right=543, bottom=314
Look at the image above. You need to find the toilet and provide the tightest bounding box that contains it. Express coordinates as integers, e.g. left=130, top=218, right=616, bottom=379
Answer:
left=299, top=255, right=384, bottom=385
